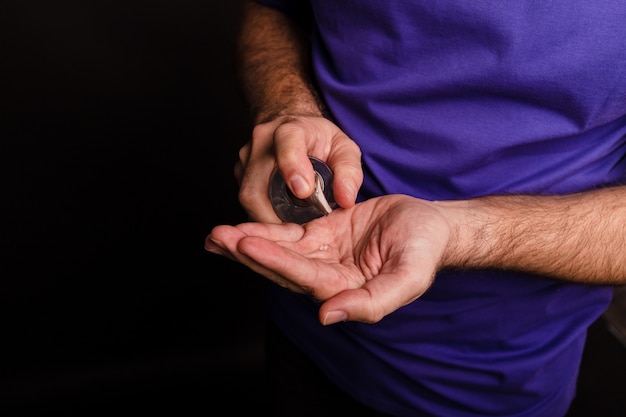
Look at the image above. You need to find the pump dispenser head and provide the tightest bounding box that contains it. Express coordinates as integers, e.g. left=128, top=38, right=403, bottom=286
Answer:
left=269, top=156, right=337, bottom=224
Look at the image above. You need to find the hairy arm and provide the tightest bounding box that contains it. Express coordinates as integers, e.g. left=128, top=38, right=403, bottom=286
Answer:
left=237, top=0, right=324, bottom=123
left=440, top=186, right=626, bottom=284
left=233, top=1, right=362, bottom=220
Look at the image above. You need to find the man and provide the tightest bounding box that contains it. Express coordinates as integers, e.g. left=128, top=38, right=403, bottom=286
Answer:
left=206, top=1, right=626, bottom=416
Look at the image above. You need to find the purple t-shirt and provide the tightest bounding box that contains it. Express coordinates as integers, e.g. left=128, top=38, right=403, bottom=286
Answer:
left=257, top=1, right=626, bottom=416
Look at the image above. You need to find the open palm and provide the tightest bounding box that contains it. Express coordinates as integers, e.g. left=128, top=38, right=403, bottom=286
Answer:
left=206, top=194, right=452, bottom=324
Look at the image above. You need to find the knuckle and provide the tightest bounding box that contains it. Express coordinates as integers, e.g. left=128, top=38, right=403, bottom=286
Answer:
left=238, top=144, right=250, bottom=161
left=238, top=186, right=256, bottom=208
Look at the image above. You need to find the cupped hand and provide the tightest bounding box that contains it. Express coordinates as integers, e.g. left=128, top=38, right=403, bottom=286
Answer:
left=205, top=194, right=453, bottom=325
left=235, top=115, right=363, bottom=223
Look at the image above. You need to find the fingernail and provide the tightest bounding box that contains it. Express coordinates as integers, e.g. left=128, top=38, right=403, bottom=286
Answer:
left=323, top=310, right=348, bottom=326
left=205, top=247, right=226, bottom=256
left=209, top=236, right=223, bottom=245
left=205, top=236, right=225, bottom=255
left=289, top=175, right=310, bottom=198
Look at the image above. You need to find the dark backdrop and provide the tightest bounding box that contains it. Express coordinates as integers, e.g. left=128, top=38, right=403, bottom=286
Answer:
left=1, top=1, right=625, bottom=416
left=2, top=1, right=266, bottom=415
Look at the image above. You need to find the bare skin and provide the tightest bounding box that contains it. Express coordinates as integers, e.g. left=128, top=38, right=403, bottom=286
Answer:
left=235, top=115, right=363, bottom=224
left=206, top=0, right=626, bottom=325
left=206, top=189, right=626, bottom=325
left=207, top=195, right=449, bottom=325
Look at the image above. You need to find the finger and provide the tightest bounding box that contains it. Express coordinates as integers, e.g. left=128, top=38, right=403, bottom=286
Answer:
left=237, top=121, right=289, bottom=223
left=237, top=234, right=342, bottom=298
left=204, top=236, right=235, bottom=260
left=208, top=222, right=309, bottom=262
left=234, top=221, right=306, bottom=241
left=206, top=225, right=308, bottom=293
left=227, top=221, right=349, bottom=299
left=273, top=120, right=317, bottom=199
left=327, top=136, right=363, bottom=209
left=238, top=153, right=283, bottom=223
left=234, top=159, right=243, bottom=185
left=234, top=244, right=309, bottom=295
left=234, top=143, right=251, bottom=185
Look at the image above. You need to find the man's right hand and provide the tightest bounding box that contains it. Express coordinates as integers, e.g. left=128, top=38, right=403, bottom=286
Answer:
left=235, top=114, right=363, bottom=223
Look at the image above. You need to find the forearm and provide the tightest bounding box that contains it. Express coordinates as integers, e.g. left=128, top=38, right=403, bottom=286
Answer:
left=440, top=186, right=626, bottom=284
left=237, top=1, right=324, bottom=124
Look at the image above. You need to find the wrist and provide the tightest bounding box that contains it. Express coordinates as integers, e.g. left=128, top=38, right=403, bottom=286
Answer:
left=433, top=199, right=493, bottom=270
left=253, top=85, right=326, bottom=125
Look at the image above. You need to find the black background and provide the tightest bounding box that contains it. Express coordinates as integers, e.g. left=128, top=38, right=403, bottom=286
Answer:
left=2, top=1, right=266, bottom=415
left=1, top=1, right=624, bottom=416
